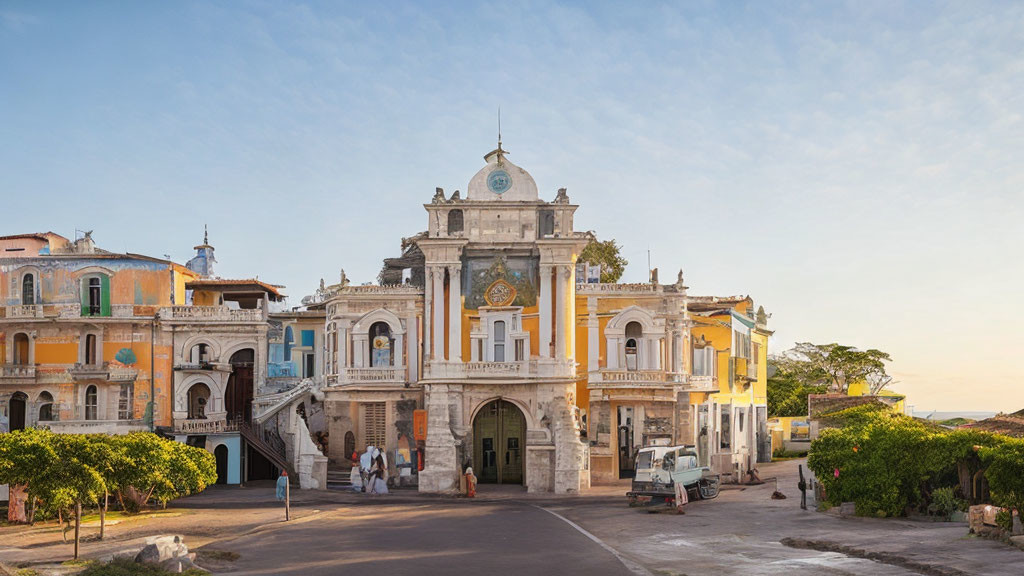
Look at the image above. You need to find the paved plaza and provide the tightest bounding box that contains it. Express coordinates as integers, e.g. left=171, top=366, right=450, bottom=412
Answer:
left=2, top=460, right=1021, bottom=575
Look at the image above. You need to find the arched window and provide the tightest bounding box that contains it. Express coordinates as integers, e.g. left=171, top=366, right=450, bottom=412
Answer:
left=624, top=321, right=642, bottom=371
left=447, top=209, right=464, bottom=234
left=85, top=385, right=98, bottom=420
left=493, top=320, right=506, bottom=362
left=85, top=334, right=97, bottom=365
left=189, top=343, right=210, bottom=364
left=13, top=333, right=30, bottom=365
left=38, top=391, right=54, bottom=421
left=187, top=383, right=211, bottom=419
left=369, top=321, right=394, bottom=367
left=284, top=326, right=294, bottom=362
left=22, top=274, right=34, bottom=306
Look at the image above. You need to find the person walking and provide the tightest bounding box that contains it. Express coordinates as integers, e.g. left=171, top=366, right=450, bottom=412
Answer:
left=359, top=446, right=374, bottom=493
left=369, top=452, right=389, bottom=495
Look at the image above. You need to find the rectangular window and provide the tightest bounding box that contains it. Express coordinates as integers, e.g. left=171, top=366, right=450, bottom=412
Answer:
left=721, top=409, right=731, bottom=450
left=118, top=383, right=134, bottom=420
left=301, top=330, right=315, bottom=347
left=362, top=402, right=386, bottom=449
left=493, top=320, right=506, bottom=362
left=515, top=339, right=524, bottom=362
left=693, top=347, right=714, bottom=376
left=304, top=353, right=315, bottom=378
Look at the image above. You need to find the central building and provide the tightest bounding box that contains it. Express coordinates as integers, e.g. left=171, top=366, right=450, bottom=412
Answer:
left=321, top=143, right=590, bottom=493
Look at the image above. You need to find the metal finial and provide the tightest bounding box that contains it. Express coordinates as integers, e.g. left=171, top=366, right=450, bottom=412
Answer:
left=204, top=224, right=208, bottom=245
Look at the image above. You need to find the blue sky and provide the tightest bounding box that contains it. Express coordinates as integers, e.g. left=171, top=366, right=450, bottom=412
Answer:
left=2, top=1, right=1022, bottom=412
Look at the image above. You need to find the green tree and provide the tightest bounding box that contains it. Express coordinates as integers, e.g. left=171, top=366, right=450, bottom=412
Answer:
left=777, top=343, right=893, bottom=394
left=579, top=235, right=628, bottom=283
left=766, top=362, right=828, bottom=417
left=154, top=440, right=217, bottom=508
left=0, top=428, right=58, bottom=524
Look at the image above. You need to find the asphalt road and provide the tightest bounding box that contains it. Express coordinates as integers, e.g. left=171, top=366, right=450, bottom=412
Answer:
left=219, top=501, right=636, bottom=576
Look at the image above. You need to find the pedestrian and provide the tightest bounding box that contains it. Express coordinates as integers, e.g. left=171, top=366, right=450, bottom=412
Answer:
left=674, top=480, right=688, bottom=514
left=275, top=471, right=289, bottom=501
left=359, top=446, right=374, bottom=493
left=370, top=453, right=389, bottom=495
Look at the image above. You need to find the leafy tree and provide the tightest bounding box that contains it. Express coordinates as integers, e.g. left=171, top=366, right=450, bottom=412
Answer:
left=766, top=361, right=828, bottom=417
left=979, top=438, right=1024, bottom=514
left=776, top=343, right=894, bottom=394
left=0, top=428, right=58, bottom=524
left=579, top=234, right=628, bottom=283
left=154, top=440, right=217, bottom=508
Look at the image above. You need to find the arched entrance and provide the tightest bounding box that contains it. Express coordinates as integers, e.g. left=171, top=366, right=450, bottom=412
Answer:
left=214, top=444, right=229, bottom=484
left=187, top=383, right=211, bottom=419
left=472, top=399, right=526, bottom=484
left=9, top=392, right=27, bottom=431
left=226, top=349, right=254, bottom=423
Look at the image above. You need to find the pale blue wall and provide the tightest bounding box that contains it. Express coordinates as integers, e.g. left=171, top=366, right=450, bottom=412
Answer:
left=211, top=435, right=242, bottom=485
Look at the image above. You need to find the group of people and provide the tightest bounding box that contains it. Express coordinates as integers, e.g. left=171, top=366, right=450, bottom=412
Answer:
left=349, top=446, right=389, bottom=495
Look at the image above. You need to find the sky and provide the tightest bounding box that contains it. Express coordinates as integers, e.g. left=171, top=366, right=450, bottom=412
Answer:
left=1, top=1, right=1022, bottom=412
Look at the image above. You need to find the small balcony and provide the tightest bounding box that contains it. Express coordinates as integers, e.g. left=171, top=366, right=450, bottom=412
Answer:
left=688, top=375, right=717, bottom=391
left=161, top=306, right=265, bottom=323
left=68, top=362, right=109, bottom=380
left=599, top=370, right=669, bottom=383
left=424, top=359, right=572, bottom=380
left=45, top=419, right=149, bottom=434
left=0, top=364, right=37, bottom=380
left=173, top=418, right=238, bottom=434
left=173, top=361, right=218, bottom=372
left=108, top=365, right=139, bottom=382
left=3, top=304, right=43, bottom=319
left=338, top=367, right=404, bottom=384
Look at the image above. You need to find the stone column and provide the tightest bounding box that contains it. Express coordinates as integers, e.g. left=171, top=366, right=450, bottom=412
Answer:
left=418, top=384, right=459, bottom=493
left=407, top=314, right=419, bottom=382
left=433, top=267, right=446, bottom=360
left=394, top=332, right=405, bottom=370
left=424, top=267, right=433, bottom=361
left=555, top=266, right=567, bottom=359
left=539, top=265, right=552, bottom=358
left=587, top=297, right=599, bottom=373
left=448, top=266, right=461, bottom=362
left=672, top=326, right=683, bottom=376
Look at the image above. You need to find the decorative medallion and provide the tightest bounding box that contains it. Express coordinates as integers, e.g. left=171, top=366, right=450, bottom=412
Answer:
left=484, top=278, right=517, bottom=306
left=486, top=169, right=512, bottom=194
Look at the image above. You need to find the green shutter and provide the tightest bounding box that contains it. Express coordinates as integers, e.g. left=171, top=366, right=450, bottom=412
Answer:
left=81, top=279, right=90, bottom=316
left=100, top=275, right=111, bottom=317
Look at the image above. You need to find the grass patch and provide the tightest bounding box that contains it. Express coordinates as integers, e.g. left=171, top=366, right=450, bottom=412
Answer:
left=14, top=569, right=42, bottom=576
left=772, top=449, right=809, bottom=460
left=79, top=558, right=206, bottom=576
left=195, top=548, right=240, bottom=562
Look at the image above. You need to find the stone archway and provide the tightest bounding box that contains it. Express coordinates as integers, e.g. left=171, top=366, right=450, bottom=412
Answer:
left=9, top=392, right=27, bottom=431
left=472, top=399, right=526, bottom=485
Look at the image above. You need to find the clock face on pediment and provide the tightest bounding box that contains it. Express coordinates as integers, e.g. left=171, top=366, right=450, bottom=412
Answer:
left=486, top=169, right=512, bottom=194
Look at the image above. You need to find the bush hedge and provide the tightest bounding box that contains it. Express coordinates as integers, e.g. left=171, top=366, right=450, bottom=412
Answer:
left=807, top=405, right=1017, bottom=517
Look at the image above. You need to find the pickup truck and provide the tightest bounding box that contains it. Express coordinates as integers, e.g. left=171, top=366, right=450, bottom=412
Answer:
left=626, top=445, right=720, bottom=505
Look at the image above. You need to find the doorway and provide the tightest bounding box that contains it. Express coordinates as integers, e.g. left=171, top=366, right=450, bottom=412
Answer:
left=618, top=405, right=637, bottom=478
left=9, top=392, right=27, bottom=431
left=226, top=349, right=254, bottom=423
left=214, top=444, right=229, bottom=484
left=472, top=399, right=525, bottom=484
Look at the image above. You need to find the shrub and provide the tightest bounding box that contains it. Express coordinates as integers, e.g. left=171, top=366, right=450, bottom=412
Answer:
left=79, top=558, right=206, bottom=576
left=979, top=437, right=1024, bottom=514
left=928, top=486, right=966, bottom=520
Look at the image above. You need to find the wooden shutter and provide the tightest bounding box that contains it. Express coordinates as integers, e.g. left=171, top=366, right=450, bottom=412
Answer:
left=81, top=279, right=90, bottom=316
left=100, top=275, right=111, bottom=317
left=363, top=402, right=387, bottom=449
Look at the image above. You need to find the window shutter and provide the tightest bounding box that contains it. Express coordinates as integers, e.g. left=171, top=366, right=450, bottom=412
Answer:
left=100, top=274, right=111, bottom=317
left=81, top=279, right=90, bottom=316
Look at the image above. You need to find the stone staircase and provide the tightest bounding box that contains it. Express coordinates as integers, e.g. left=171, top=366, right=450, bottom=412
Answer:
left=327, top=465, right=355, bottom=491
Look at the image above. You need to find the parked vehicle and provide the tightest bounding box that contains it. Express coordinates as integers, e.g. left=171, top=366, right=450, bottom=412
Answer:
left=626, top=445, right=720, bottom=505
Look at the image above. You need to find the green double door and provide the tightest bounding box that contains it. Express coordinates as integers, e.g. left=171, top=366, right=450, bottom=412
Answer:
left=473, top=400, right=525, bottom=484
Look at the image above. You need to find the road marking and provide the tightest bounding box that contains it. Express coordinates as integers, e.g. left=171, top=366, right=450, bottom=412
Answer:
left=533, top=506, right=654, bottom=576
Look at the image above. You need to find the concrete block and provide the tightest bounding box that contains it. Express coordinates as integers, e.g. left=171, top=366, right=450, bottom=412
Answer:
left=839, top=502, right=856, bottom=517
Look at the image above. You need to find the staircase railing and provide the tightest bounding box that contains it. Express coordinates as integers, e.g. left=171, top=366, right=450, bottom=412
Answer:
left=238, top=419, right=295, bottom=481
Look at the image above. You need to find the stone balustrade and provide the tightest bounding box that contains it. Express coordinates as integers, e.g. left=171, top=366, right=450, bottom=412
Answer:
left=173, top=418, right=238, bottom=434
left=46, top=420, right=149, bottom=434
left=600, top=370, right=668, bottom=383
left=108, top=365, right=139, bottom=382
left=689, top=375, right=717, bottom=390
left=465, top=361, right=525, bottom=376
left=5, top=304, right=43, bottom=318
left=162, top=306, right=265, bottom=322
left=0, top=364, right=36, bottom=378
left=576, top=283, right=662, bottom=294
left=340, top=367, right=403, bottom=383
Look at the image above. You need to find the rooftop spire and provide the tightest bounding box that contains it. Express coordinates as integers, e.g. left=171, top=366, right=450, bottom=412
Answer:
left=203, top=224, right=208, bottom=245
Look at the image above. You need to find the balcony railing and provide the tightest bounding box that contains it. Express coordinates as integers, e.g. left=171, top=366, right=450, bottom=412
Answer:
left=5, top=304, right=43, bottom=318
left=340, top=367, right=404, bottom=383
left=108, top=365, right=139, bottom=382
left=465, top=361, right=525, bottom=376
left=576, top=283, right=662, bottom=294
left=69, top=362, right=109, bottom=379
left=173, top=418, right=238, bottom=434
left=689, top=375, right=717, bottom=390
left=599, top=370, right=669, bottom=383
left=161, top=306, right=265, bottom=322
left=45, top=420, right=149, bottom=434
left=0, top=364, right=36, bottom=378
